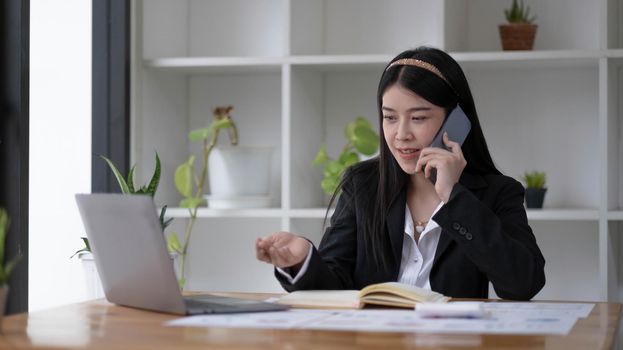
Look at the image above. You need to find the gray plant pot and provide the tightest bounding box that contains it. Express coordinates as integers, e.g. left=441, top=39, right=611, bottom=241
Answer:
left=525, top=188, right=547, bottom=209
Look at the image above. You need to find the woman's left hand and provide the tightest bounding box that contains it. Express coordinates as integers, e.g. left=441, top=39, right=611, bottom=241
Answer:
left=415, top=132, right=467, bottom=202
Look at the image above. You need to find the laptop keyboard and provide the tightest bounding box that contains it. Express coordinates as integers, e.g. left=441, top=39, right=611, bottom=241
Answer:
left=183, top=295, right=284, bottom=314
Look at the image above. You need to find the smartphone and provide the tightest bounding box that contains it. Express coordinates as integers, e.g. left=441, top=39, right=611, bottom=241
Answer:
left=427, top=105, right=472, bottom=183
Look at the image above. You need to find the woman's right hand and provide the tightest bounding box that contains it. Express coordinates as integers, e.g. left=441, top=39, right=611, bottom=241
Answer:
left=256, top=232, right=311, bottom=270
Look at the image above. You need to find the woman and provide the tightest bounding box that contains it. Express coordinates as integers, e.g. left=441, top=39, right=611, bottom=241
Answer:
left=256, top=47, right=545, bottom=300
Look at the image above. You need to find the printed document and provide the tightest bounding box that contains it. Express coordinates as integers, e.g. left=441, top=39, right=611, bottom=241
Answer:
left=166, top=302, right=593, bottom=335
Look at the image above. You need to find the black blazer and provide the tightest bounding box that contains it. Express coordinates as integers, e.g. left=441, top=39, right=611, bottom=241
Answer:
left=276, top=165, right=546, bottom=300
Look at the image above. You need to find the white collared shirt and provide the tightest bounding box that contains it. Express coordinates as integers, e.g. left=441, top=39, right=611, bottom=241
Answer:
left=397, top=202, right=444, bottom=289
left=278, top=202, right=445, bottom=287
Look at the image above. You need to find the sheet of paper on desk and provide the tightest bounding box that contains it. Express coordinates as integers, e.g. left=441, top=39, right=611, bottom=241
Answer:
left=166, top=309, right=339, bottom=329
left=482, top=302, right=594, bottom=318
left=166, top=302, right=593, bottom=335
left=300, top=309, right=579, bottom=335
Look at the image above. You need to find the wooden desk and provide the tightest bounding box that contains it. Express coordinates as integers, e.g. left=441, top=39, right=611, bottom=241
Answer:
left=0, top=293, right=620, bottom=349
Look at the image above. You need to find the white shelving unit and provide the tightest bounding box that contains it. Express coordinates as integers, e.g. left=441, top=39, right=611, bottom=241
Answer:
left=132, top=0, right=623, bottom=301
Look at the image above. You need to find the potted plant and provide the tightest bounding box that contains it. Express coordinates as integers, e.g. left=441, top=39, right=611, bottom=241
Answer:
left=171, top=106, right=239, bottom=288
left=499, top=0, right=538, bottom=51
left=312, top=116, right=379, bottom=195
left=522, top=170, right=547, bottom=208
left=72, top=153, right=174, bottom=298
left=0, top=208, right=22, bottom=321
left=204, top=106, right=273, bottom=209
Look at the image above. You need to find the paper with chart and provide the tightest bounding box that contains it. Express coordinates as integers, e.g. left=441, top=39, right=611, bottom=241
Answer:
left=166, top=302, right=594, bottom=335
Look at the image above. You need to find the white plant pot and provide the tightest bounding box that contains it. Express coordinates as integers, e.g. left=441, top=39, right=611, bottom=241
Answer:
left=207, top=146, right=273, bottom=208
left=79, top=251, right=179, bottom=300
left=78, top=252, right=105, bottom=300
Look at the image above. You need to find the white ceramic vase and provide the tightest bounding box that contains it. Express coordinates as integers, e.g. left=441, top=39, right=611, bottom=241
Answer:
left=207, top=146, right=273, bottom=209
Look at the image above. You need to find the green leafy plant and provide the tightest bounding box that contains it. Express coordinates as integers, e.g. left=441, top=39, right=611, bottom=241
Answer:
left=169, top=106, right=238, bottom=289
left=522, top=170, right=546, bottom=189
left=504, top=0, right=536, bottom=24
left=0, top=208, right=21, bottom=286
left=312, top=117, right=379, bottom=195
left=72, top=153, right=172, bottom=258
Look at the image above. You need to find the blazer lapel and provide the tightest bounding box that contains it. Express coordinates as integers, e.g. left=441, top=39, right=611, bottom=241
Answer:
left=433, top=172, right=488, bottom=266
left=386, top=188, right=406, bottom=270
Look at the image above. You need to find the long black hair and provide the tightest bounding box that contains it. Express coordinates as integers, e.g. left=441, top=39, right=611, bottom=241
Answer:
left=327, top=47, right=501, bottom=270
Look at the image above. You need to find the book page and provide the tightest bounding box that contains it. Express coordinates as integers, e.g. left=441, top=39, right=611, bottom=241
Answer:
left=359, top=282, right=450, bottom=304
left=276, top=290, right=361, bottom=309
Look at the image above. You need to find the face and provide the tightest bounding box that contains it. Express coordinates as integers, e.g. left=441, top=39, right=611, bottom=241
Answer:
left=382, top=84, right=446, bottom=174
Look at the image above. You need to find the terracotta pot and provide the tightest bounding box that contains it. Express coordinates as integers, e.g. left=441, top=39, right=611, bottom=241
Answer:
left=498, top=23, right=537, bottom=50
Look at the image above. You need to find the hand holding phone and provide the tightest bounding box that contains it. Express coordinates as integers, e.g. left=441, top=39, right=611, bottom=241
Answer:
left=427, top=105, right=471, bottom=183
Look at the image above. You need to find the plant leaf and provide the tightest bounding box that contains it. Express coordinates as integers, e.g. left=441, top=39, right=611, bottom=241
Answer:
left=4, top=255, right=21, bottom=282
left=345, top=117, right=372, bottom=140
left=189, top=127, right=212, bottom=142
left=354, top=116, right=372, bottom=128
left=70, top=237, right=91, bottom=258
left=339, top=151, right=359, bottom=167
left=175, top=156, right=195, bottom=198
left=352, top=125, right=379, bottom=155
left=100, top=155, right=131, bottom=194
left=0, top=209, right=9, bottom=265
left=312, top=145, right=330, bottom=166
left=180, top=197, right=203, bottom=209
left=127, top=165, right=136, bottom=193
left=159, top=206, right=173, bottom=230
left=167, top=234, right=182, bottom=254
left=324, top=160, right=344, bottom=178
left=81, top=237, right=91, bottom=251
left=321, top=176, right=339, bottom=195
left=163, top=218, right=174, bottom=229
left=70, top=247, right=90, bottom=259
left=212, top=118, right=233, bottom=130
left=146, top=153, right=161, bottom=197
left=345, top=121, right=356, bottom=141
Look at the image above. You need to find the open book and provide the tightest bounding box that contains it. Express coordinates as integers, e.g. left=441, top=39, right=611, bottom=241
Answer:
left=276, top=282, right=449, bottom=309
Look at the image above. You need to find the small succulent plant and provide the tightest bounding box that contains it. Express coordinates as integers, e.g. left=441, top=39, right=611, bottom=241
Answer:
left=504, top=0, right=537, bottom=24
left=522, top=170, right=546, bottom=189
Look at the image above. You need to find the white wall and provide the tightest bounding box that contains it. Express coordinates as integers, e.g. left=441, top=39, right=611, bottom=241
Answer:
left=29, top=0, right=92, bottom=311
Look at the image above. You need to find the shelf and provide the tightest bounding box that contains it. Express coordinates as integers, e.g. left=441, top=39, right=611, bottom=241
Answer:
left=291, top=51, right=601, bottom=70
left=164, top=208, right=284, bottom=218
left=452, top=50, right=601, bottom=70
left=289, top=55, right=391, bottom=71
left=608, top=211, right=623, bottom=221
left=606, top=49, right=623, bottom=58
left=144, top=57, right=283, bottom=74
left=526, top=209, right=599, bottom=221
left=144, top=51, right=603, bottom=75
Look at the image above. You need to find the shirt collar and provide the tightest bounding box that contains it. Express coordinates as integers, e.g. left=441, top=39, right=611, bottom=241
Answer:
left=404, top=201, right=444, bottom=238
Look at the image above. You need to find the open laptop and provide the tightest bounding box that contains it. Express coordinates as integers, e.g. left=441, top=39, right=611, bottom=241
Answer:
left=75, top=193, right=289, bottom=315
